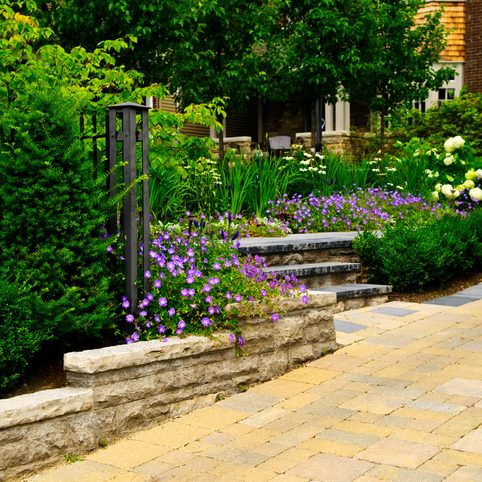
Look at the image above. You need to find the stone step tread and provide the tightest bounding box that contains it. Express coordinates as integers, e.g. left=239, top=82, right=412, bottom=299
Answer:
left=238, top=232, right=360, bottom=254
left=310, top=283, right=392, bottom=300
left=264, top=261, right=360, bottom=276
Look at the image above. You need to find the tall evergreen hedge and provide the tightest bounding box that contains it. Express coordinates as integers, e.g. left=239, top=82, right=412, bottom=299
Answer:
left=0, top=87, right=116, bottom=392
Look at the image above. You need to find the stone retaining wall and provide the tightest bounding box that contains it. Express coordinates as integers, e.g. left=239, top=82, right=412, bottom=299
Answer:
left=0, top=292, right=337, bottom=481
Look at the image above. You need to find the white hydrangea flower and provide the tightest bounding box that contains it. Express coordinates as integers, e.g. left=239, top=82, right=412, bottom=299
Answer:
left=435, top=183, right=442, bottom=192
left=465, top=169, right=477, bottom=181
left=469, top=187, right=482, bottom=202
left=441, top=184, right=460, bottom=200
left=453, top=136, right=465, bottom=150
left=431, top=191, right=439, bottom=202
left=444, top=138, right=456, bottom=153
left=463, top=179, right=475, bottom=189
left=476, top=169, right=482, bottom=179
left=444, top=136, right=465, bottom=153
left=443, top=155, right=455, bottom=166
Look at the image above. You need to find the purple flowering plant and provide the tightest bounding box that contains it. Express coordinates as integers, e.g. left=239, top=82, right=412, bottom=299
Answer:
left=267, top=188, right=453, bottom=233
left=123, top=216, right=305, bottom=344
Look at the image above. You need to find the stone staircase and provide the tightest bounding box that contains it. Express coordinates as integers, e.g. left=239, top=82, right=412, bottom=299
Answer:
left=238, top=232, right=392, bottom=313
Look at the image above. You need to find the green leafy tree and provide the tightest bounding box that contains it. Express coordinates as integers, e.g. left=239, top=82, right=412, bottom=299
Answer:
left=36, top=0, right=277, bottom=157
left=263, top=0, right=373, bottom=105
left=35, top=0, right=179, bottom=85
left=344, top=0, right=454, bottom=148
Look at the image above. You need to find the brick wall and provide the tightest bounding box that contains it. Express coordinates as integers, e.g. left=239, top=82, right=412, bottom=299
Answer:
left=466, top=0, right=482, bottom=92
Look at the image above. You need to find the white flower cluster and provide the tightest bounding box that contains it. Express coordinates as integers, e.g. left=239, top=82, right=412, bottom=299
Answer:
left=444, top=136, right=465, bottom=153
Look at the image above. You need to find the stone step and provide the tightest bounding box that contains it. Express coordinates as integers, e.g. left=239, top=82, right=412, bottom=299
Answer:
left=239, top=232, right=359, bottom=265
left=310, top=283, right=392, bottom=313
left=239, top=231, right=392, bottom=313
left=264, top=261, right=360, bottom=289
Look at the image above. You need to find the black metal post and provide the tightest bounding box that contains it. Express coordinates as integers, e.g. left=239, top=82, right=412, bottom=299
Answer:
left=106, top=102, right=151, bottom=312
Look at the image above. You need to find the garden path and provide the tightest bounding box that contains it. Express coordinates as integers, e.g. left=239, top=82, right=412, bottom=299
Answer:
left=28, top=284, right=482, bottom=481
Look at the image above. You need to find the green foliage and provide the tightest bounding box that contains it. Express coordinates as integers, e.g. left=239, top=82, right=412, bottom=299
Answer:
left=0, top=87, right=116, bottom=349
left=345, top=0, right=453, bottom=145
left=0, top=279, right=47, bottom=393
left=392, top=92, right=482, bottom=157
left=148, top=101, right=225, bottom=219
left=243, top=154, right=300, bottom=218
left=265, top=0, right=375, bottom=104
left=369, top=137, right=441, bottom=196
left=284, top=148, right=372, bottom=197
left=353, top=211, right=482, bottom=292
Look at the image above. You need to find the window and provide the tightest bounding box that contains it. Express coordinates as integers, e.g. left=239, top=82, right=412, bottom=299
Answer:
left=438, top=88, right=455, bottom=103
left=414, top=100, right=426, bottom=113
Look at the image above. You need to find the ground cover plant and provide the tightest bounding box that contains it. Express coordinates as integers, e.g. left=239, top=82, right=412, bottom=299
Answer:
left=266, top=189, right=452, bottom=233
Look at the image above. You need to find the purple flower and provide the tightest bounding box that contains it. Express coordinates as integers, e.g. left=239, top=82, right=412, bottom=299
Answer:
left=139, top=310, right=147, bottom=317
left=181, top=288, right=189, bottom=297
left=208, top=277, right=220, bottom=285
left=205, top=295, right=213, bottom=303
left=146, top=293, right=154, bottom=301
left=168, top=307, right=176, bottom=316
left=144, top=270, right=151, bottom=278
left=126, top=314, right=135, bottom=323
left=186, top=276, right=195, bottom=285
left=213, top=262, right=221, bottom=271
left=238, top=336, right=244, bottom=346
left=178, top=319, right=186, bottom=329
left=158, top=324, right=165, bottom=334
left=122, top=298, right=130, bottom=309
left=153, top=279, right=162, bottom=289
left=201, top=317, right=211, bottom=327
left=176, top=328, right=183, bottom=335
left=271, top=313, right=279, bottom=322
left=202, top=284, right=212, bottom=293
left=107, top=245, right=113, bottom=253
left=208, top=306, right=216, bottom=315
left=225, top=292, right=232, bottom=300
left=234, top=294, right=242, bottom=302
left=301, top=294, right=309, bottom=304
left=260, top=289, right=267, bottom=297
left=158, top=297, right=168, bottom=307
left=188, top=288, right=195, bottom=297
left=229, top=333, right=235, bottom=343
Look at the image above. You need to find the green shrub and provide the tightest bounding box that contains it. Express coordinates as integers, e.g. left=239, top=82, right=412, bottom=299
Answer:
left=353, top=212, right=482, bottom=292
left=392, top=92, right=482, bottom=156
left=0, top=87, right=116, bottom=353
left=0, top=279, right=48, bottom=393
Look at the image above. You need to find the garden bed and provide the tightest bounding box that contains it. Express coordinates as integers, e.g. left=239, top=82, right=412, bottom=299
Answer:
left=0, top=291, right=336, bottom=481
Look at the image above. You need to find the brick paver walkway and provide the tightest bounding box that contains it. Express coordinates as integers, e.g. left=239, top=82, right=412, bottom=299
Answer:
left=28, top=294, right=482, bottom=481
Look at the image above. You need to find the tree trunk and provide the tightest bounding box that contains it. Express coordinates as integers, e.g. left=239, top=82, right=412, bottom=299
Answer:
left=217, top=114, right=225, bottom=161
left=379, top=109, right=386, bottom=157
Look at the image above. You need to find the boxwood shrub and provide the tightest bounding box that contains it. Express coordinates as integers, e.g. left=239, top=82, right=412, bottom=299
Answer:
left=353, top=209, right=482, bottom=292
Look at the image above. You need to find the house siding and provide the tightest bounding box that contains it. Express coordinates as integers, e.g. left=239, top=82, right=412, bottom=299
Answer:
left=416, top=1, right=466, bottom=62
left=154, top=96, right=210, bottom=138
